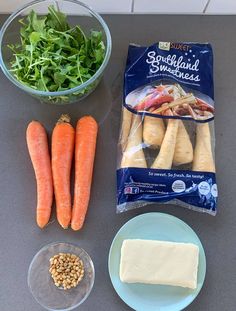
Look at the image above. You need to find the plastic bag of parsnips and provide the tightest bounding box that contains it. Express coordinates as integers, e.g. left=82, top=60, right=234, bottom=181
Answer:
left=117, top=41, right=217, bottom=215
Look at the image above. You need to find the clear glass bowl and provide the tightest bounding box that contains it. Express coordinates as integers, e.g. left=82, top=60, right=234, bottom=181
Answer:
left=28, top=242, right=95, bottom=310
left=0, top=0, right=111, bottom=104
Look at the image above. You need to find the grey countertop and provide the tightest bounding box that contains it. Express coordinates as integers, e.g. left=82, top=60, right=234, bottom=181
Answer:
left=0, top=14, right=236, bottom=311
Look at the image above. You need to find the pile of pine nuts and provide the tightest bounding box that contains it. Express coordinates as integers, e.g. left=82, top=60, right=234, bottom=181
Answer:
left=49, top=253, right=84, bottom=290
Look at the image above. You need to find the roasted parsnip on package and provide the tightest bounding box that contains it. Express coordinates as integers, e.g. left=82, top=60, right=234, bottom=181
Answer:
left=117, top=42, right=217, bottom=215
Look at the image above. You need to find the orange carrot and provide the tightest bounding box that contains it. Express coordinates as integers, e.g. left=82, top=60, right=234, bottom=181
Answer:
left=71, top=116, right=98, bottom=231
left=52, top=114, right=75, bottom=229
left=26, top=121, right=53, bottom=228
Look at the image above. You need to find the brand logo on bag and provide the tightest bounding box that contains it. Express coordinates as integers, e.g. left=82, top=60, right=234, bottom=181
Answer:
left=146, top=50, right=200, bottom=83
left=124, top=187, right=139, bottom=194
left=158, top=42, right=171, bottom=51
left=170, top=43, right=191, bottom=51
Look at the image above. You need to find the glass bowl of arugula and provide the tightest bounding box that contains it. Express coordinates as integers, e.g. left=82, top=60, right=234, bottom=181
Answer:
left=0, top=0, right=111, bottom=104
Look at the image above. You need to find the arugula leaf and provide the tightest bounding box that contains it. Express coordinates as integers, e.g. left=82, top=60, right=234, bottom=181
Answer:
left=30, top=10, right=46, bottom=34
left=8, top=6, right=105, bottom=101
left=54, top=72, right=66, bottom=86
left=29, top=32, right=41, bottom=45
left=47, top=5, right=69, bottom=32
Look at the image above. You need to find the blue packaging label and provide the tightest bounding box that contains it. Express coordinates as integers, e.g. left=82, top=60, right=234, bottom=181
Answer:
left=117, top=168, right=217, bottom=213
left=117, top=41, right=217, bottom=215
left=124, top=42, right=214, bottom=122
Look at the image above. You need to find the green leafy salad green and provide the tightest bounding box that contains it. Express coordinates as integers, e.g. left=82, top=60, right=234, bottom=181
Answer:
left=8, top=6, right=105, bottom=99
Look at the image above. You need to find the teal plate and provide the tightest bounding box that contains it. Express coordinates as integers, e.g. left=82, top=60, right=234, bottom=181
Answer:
left=108, top=212, right=206, bottom=311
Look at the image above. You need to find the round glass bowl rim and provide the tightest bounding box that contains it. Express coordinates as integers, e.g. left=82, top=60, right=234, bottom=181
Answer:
left=0, top=0, right=112, bottom=97
left=27, top=241, right=95, bottom=311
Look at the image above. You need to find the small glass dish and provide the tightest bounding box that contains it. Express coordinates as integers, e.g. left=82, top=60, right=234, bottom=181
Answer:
left=28, top=242, right=95, bottom=310
left=0, top=0, right=112, bottom=104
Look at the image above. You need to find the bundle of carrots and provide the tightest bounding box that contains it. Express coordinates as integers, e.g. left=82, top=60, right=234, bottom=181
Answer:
left=26, top=114, right=98, bottom=230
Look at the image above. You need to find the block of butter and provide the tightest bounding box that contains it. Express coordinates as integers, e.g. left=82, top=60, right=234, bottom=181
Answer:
left=120, top=239, right=199, bottom=289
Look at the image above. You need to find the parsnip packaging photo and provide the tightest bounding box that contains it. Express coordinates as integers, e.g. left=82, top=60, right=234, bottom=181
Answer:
left=117, top=42, right=217, bottom=214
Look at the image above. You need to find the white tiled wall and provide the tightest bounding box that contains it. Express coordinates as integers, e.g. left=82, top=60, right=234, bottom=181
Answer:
left=206, top=0, right=236, bottom=13
left=134, top=0, right=208, bottom=13
left=0, top=0, right=236, bottom=14
left=0, top=0, right=133, bottom=13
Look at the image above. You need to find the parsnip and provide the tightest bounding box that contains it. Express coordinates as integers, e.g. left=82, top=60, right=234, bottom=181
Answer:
left=143, top=115, right=165, bottom=148
left=121, top=115, right=147, bottom=168
left=120, top=107, right=133, bottom=151
left=151, top=119, right=179, bottom=169
left=173, top=121, right=193, bottom=166
left=192, top=123, right=215, bottom=172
